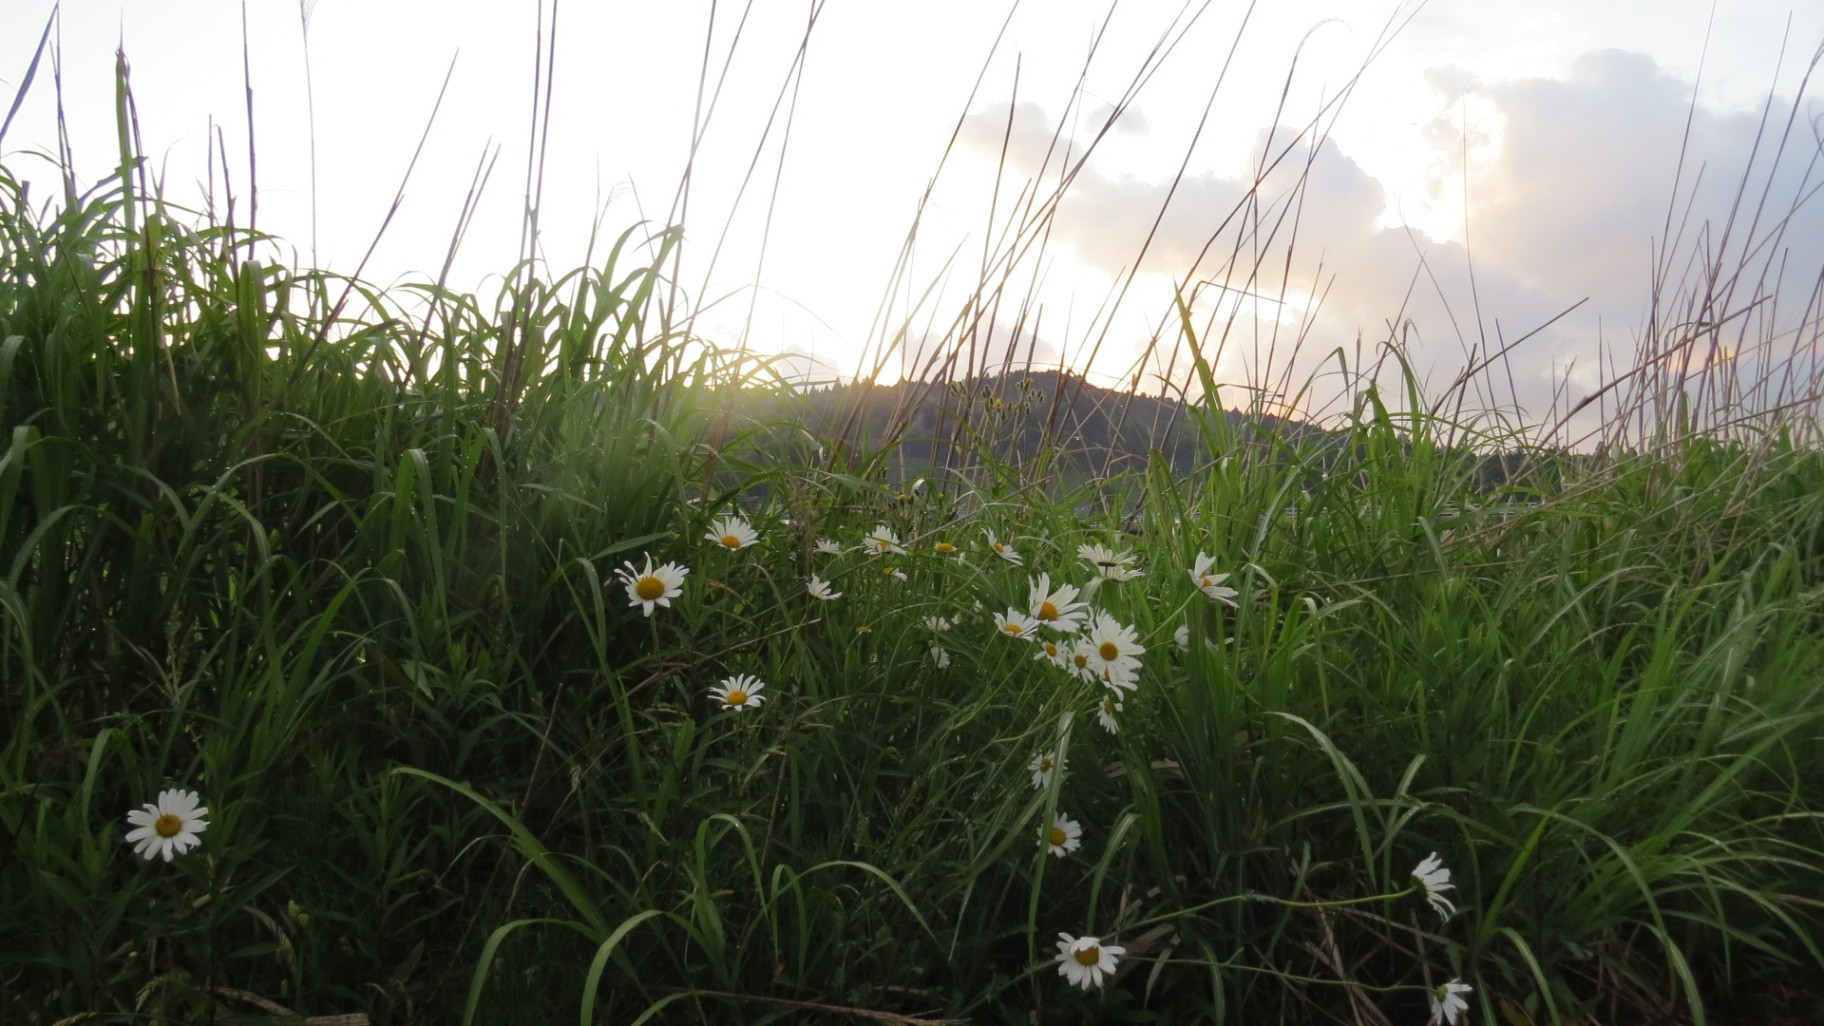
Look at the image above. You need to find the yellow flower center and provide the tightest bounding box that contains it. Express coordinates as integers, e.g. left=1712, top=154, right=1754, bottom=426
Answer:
left=992, top=542, right=1005, bottom=553
left=1004, top=623, right=1025, bottom=636
left=884, top=566, right=897, bottom=576
left=721, top=534, right=742, bottom=548
left=1099, top=641, right=1120, bottom=661
left=1038, top=601, right=1060, bottom=621
left=1201, top=576, right=1214, bottom=587
left=724, top=689, right=748, bottom=706
left=1073, top=653, right=1089, bottom=669
left=856, top=625, right=872, bottom=634
left=934, top=541, right=955, bottom=553
left=154, top=813, right=183, bottom=838
left=1074, top=944, right=1102, bottom=966
left=1040, top=757, right=1053, bottom=771
left=875, top=539, right=891, bottom=551
left=1050, top=826, right=1067, bottom=846
left=1043, top=642, right=1059, bottom=657
left=635, top=576, right=666, bottom=601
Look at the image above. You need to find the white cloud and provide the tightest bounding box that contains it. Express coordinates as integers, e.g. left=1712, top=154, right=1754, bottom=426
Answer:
left=901, top=320, right=1063, bottom=382
left=950, top=47, right=1824, bottom=439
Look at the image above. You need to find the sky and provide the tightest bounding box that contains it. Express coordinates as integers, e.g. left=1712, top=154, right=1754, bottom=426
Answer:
left=4, top=0, right=1823, bottom=441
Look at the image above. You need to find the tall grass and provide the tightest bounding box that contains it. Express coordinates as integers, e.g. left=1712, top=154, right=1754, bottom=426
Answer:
left=6, top=4, right=1824, bottom=1025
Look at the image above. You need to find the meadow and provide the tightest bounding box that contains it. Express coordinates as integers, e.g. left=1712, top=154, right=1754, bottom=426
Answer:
left=5, top=11, right=1824, bottom=1026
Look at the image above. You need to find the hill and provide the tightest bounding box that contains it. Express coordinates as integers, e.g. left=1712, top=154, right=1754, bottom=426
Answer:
left=725, top=370, right=1323, bottom=484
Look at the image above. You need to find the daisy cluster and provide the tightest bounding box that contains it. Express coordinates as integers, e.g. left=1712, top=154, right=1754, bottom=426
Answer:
left=598, top=508, right=1473, bottom=1016
left=115, top=508, right=1475, bottom=1023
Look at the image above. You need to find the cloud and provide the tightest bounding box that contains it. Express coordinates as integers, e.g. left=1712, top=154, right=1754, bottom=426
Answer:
left=1082, top=101, right=1150, bottom=137
left=954, top=103, right=1567, bottom=416
left=1438, top=48, right=1824, bottom=438
left=952, top=50, right=1824, bottom=439
left=768, top=348, right=848, bottom=389
left=958, top=100, right=1081, bottom=179
left=900, top=319, right=1063, bottom=382
left=1454, top=50, right=1714, bottom=302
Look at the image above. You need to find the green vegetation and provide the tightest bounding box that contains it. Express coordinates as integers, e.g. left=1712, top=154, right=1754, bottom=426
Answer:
left=6, top=13, right=1824, bottom=1026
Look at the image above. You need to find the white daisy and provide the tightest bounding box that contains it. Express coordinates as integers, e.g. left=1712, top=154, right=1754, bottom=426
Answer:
left=1095, top=694, right=1122, bottom=734
left=1084, top=612, right=1145, bottom=687
left=1035, top=638, right=1069, bottom=668
left=1046, top=814, right=1083, bottom=857
left=924, top=615, right=952, bottom=633
left=1428, top=980, right=1473, bottom=1026
left=932, top=539, right=960, bottom=557
left=708, top=674, right=767, bottom=712
left=930, top=646, right=951, bottom=668
left=1411, top=852, right=1457, bottom=920
left=995, top=608, right=1040, bottom=641
left=1098, top=658, right=1141, bottom=693
left=1055, top=933, right=1125, bottom=991
left=704, top=515, right=759, bottom=551
left=814, top=537, right=843, bottom=555
left=1173, top=623, right=1190, bottom=650
left=1076, top=542, right=1122, bottom=568
left=861, top=524, right=906, bottom=556
left=124, top=788, right=210, bottom=862
left=1029, top=751, right=1060, bottom=789
left=1189, top=553, right=1239, bottom=605
left=615, top=555, right=688, bottom=616
left=1027, top=573, right=1088, bottom=633
left=882, top=565, right=908, bottom=582
left=806, top=575, right=841, bottom=600
left=984, top=530, right=1023, bottom=565
left=1078, top=542, right=1143, bottom=581
left=1065, top=642, right=1098, bottom=683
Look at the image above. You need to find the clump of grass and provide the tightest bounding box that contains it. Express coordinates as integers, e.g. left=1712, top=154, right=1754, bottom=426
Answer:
left=6, top=5, right=1824, bottom=1026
